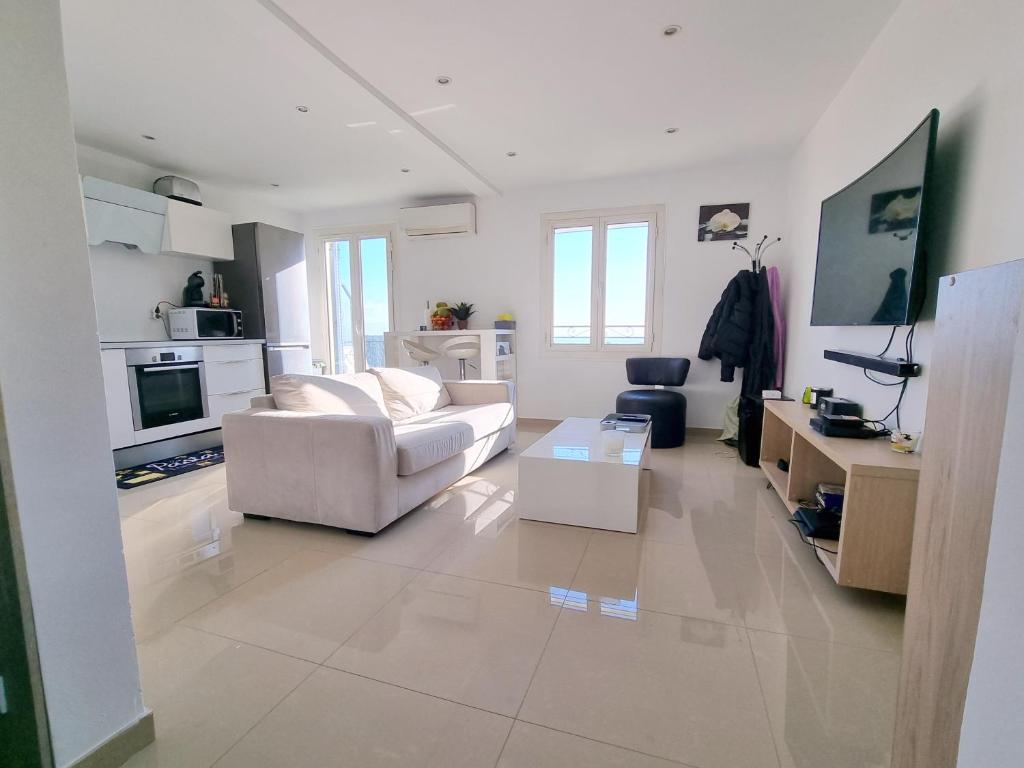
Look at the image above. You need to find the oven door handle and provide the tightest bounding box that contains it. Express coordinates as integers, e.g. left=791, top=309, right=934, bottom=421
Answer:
left=140, top=364, right=201, bottom=373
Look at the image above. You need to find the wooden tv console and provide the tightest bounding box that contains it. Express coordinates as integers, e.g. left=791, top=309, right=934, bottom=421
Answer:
left=759, top=400, right=921, bottom=594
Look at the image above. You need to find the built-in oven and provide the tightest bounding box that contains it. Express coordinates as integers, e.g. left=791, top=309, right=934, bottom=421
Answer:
left=126, top=346, right=209, bottom=431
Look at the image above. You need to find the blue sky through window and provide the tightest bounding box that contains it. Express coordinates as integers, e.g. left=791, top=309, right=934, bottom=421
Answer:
left=552, top=221, right=648, bottom=345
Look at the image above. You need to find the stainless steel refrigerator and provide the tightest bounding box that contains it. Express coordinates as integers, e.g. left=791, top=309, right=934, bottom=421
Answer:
left=215, top=223, right=313, bottom=384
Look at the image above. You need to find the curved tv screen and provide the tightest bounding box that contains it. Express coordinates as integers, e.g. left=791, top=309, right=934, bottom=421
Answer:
left=810, top=110, right=938, bottom=326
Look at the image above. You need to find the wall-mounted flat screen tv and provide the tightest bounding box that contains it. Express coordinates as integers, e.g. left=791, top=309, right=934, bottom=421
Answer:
left=810, top=109, right=939, bottom=326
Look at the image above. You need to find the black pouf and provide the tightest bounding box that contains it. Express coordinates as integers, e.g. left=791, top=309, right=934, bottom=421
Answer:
left=616, top=389, right=687, bottom=448
left=615, top=357, right=691, bottom=449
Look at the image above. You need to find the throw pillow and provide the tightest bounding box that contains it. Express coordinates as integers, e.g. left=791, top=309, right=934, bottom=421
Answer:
left=370, top=366, right=451, bottom=421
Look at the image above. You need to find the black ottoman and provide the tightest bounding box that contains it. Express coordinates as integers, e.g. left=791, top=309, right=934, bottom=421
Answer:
left=615, top=357, right=690, bottom=448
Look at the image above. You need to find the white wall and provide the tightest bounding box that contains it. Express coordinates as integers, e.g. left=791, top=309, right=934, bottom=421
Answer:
left=782, top=0, right=1024, bottom=430
left=303, top=157, right=789, bottom=426
left=76, top=145, right=301, bottom=342
left=0, top=2, right=146, bottom=764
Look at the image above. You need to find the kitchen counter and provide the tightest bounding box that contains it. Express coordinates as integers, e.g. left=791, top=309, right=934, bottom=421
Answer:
left=100, top=338, right=266, bottom=349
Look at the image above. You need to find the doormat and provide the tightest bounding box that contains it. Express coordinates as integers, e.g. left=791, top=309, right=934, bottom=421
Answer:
left=115, top=446, right=224, bottom=489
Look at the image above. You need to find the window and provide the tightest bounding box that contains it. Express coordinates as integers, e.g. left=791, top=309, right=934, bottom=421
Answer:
left=323, top=231, right=394, bottom=373
left=542, top=206, right=663, bottom=355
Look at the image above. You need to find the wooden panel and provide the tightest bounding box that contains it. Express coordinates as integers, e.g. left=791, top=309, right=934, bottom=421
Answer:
left=759, top=406, right=793, bottom=466
left=787, top=432, right=846, bottom=504
left=835, top=473, right=917, bottom=593
left=893, top=260, right=1024, bottom=768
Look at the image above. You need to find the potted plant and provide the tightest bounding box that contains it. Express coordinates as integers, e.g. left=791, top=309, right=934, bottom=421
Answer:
left=451, top=302, right=475, bottom=330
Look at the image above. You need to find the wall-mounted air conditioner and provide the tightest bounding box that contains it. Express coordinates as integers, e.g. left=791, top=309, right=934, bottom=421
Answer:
left=399, top=202, right=476, bottom=238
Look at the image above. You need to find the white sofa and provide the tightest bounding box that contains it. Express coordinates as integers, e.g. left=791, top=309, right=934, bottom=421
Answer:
left=221, top=366, right=515, bottom=533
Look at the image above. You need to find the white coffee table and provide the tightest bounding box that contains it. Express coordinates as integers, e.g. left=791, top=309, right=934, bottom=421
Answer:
left=517, top=417, right=651, bottom=533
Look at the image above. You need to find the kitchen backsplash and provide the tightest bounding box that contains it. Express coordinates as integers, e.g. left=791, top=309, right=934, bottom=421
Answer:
left=89, top=242, right=212, bottom=341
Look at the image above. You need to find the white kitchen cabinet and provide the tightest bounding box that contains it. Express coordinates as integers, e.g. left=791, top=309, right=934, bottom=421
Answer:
left=203, top=342, right=262, bottom=363
left=99, top=349, right=136, bottom=449
left=205, top=358, right=264, bottom=396
left=209, top=389, right=265, bottom=422
left=162, top=199, right=234, bottom=261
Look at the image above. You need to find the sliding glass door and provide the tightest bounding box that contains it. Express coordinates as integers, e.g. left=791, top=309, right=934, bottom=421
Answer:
left=324, top=233, right=393, bottom=374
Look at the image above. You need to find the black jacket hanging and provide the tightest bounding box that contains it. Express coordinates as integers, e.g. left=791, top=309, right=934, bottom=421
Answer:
left=699, top=269, right=776, bottom=394
left=741, top=269, right=776, bottom=398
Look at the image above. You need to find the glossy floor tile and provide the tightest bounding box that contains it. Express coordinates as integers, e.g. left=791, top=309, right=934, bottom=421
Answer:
left=497, top=722, right=683, bottom=767
left=425, top=510, right=592, bottom=594
left=181, top=549, right=417, bottom=662
left=749, top=629, right=901, bottom=768
left=328, top=572, right=560, bottom=716
left=124, top=625, right=313, bottom=768
left=519, top=605, right=778, bottom=768
left=116, top=427, right=903, bottom=767
left=214, top=667, right=512, bottom=768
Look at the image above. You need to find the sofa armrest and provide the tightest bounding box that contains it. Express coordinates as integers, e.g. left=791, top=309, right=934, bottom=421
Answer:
left=443, top=379, right=515, bottom=406
left=222, top=409, right=399, bottom=531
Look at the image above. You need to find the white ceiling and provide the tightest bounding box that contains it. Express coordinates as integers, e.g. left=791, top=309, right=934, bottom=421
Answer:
left=60, top=0, right=899, bottom=212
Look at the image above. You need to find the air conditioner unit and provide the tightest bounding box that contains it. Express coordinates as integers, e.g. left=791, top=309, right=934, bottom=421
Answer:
left=399, top=202, right=476, bottom=238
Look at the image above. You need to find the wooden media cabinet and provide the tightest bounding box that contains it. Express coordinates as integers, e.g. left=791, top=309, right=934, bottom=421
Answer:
left=759, top=400, right=921, bottom=594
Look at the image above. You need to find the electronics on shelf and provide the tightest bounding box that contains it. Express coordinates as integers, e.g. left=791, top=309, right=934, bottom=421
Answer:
left=809, top=415, right=885, bottom=439
left=817, top=396, right=863, bottom=418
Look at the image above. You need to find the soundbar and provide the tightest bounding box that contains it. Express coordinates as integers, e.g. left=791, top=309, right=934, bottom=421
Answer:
left=824, top=349, right=922, bottom=378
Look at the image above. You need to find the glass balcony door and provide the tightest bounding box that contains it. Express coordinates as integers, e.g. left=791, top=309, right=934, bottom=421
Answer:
left=325, top=234, right=393, bottom=374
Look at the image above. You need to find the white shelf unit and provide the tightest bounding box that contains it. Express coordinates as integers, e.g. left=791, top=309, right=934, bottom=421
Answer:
left=383, top=329, right=516, bottom=383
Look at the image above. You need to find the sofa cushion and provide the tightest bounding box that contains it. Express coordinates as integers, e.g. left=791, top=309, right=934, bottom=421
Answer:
left=370, top=366, right=451, bottom=421
left=392, top=421, right=472, bottom=475
left=396, top=402, right=515, bottom=442
left=269, top=373, right=388, bottom=418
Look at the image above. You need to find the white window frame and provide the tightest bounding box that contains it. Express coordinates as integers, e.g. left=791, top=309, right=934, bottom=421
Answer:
left=321, top=226, right=395, bottom=373
left=541, top=205, right=665, bottom=358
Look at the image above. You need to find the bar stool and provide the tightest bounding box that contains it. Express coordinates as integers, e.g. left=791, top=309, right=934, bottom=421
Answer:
left=402, top=338, right=440, bottom=366
left=440, top=336, right=480, bottom=380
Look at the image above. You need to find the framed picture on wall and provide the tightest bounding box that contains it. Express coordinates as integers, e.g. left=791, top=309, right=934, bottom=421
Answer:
left=698, top=203, right=750, bottom=242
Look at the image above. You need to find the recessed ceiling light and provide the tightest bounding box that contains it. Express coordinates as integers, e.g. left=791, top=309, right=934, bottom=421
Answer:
left=141, top=134, right=156, bottom=140
left=295, top=105, right=309, bottom=113
left=665, top=127, right=678, bottom=134
left=400, top=168, right=410, bottom=173
left=388, top=128, right=404, bottom=135
left=435, top=75, right=452, bottom=86
left=506, top=151, right=517, bottom=157
left=663, top=25, right=681, bottom=37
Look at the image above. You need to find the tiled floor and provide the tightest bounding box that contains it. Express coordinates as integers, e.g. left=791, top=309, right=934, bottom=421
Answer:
left=117, top=427, right=905, bottom=768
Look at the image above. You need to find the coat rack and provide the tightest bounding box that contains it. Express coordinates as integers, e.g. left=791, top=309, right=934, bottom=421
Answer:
left=732, top=235, right=781, bottom=272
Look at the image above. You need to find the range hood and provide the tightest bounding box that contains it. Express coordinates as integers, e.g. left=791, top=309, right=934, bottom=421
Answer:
left=82, top=176, right=167, bottom=254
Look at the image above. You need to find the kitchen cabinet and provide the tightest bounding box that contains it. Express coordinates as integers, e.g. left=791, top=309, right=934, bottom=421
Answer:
left=99, top=349, right=136, bottom=449
left=162, top=199, right=234, bottom=262
left=209, top=389, right=265, bottom=422
left=99, top=341, right=265, bottom=452
left=205, top=358, right=264, bottom=396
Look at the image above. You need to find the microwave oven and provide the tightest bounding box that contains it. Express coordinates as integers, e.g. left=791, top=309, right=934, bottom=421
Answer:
left=168, top=308, right=243, bottom=340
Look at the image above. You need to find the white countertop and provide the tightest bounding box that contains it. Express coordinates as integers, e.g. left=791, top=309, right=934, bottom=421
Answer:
left=100, top=338, right=266, bottom=349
